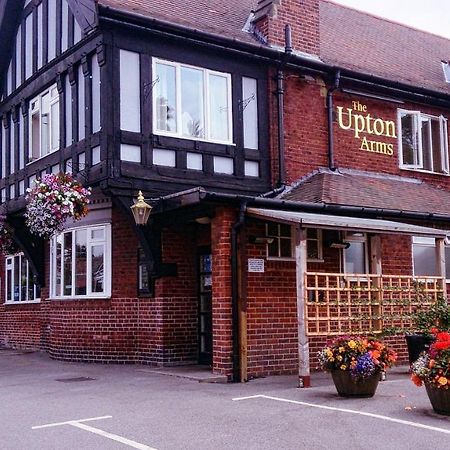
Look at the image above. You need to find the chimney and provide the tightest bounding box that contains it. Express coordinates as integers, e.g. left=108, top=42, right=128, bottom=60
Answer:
left=252, top=0, right=320, bottom=56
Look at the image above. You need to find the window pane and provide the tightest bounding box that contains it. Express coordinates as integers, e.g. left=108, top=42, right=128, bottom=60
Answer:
left=20, top=256, right=27, bottom=301
left=243, top=77, right=258, bottom=149
left=41, top=93, right=50, bottom=155
left=413, top=245, right=437, bottom=276
left=181, top=67, right=204, bottom=138
left=267, top=239, right=278, bottom=257
left=55, top=235, right=62, bottom=296
left=401, top=114, right=418, bottom=166
left=280, top=238, right=292, bottom=257
left=267, top=223, right=278, bottom=237
left=431, top=118, right=443, bottom=172
left=280, top=224, right=291, bottom=238
left=421, top=117, right=432, bottom=171
left=91, top=244, right=104, bottom=293
left=345, top=242, right=365, bottom=274
left=6, top=261, right=12, bottom=302
left=78, top=65, right=85, bottom=140
left=91, top=228, right=104, bottom=240
left=63, top=232, right=73, bottom=295
left=155, top=63, right=177, bottom=132
left=13, top=255, right=20, bottom=301
left=27, top=263, right=35, bottom=301
left=50, top=101, right=60, bottom=151
left=31, top=112, right=40, bottom=160
left=209, top=74, right=229, bottom=141
left=446, top=247, right=450, bottom=280
left=75, top=229, right=87, bottom=295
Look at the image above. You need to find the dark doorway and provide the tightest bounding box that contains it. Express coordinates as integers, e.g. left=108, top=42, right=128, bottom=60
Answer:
left=198, top=248, right=212, bottom=366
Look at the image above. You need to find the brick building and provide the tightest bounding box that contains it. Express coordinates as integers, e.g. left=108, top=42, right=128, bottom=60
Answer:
left=0, top=0, right=449, bottom=384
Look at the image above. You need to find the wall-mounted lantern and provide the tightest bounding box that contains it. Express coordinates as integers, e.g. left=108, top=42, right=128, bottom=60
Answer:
left=131, top=191, right=152, bottom=226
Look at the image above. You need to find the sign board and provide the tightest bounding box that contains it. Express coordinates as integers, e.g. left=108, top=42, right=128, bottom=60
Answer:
left=248, top=258, right=264, bottom=273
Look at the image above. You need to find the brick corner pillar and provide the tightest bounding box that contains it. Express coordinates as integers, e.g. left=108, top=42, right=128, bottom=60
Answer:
left=211, top=207, right=238, bottom=379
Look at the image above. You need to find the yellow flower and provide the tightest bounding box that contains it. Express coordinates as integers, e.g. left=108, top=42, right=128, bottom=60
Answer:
left=339, top=347, right=345, bottom=353
left=348, top=340, right=357, bottom=349
left=438, top=377, right=448, bottom=386
left=326, top=349, right=333, bottom=358
left=340, top=365, right=347, bottom=370
left=337, top=355, right=343, bottom=362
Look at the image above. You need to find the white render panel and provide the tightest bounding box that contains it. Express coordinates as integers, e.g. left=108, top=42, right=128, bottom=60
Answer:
left=120, top=144, right=141, bottom=163
left=187, top=152, right=202, bottom=170
left=153, top=149, right=175, bottom=167
left=120, top=50, right=141, bottom=133
left=244, top=160, right=259, bottom=177
left=213, top=156, right=234, bottom=174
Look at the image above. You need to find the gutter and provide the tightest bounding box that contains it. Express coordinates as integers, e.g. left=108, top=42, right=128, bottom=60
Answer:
left=327, top=70, right=341, bottom=171
left=98, top=5, right=450, bottom=108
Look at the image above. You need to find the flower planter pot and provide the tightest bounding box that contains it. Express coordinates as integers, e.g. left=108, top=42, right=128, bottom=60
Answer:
left=425, top=383, right=450, bottom=415
left=405, top=333, right=435, bottom=365
left=331, top=370, right=380, bottom=398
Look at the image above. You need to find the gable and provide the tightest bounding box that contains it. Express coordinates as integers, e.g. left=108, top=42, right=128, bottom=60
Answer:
left=1, top=0, right=97, bottom=100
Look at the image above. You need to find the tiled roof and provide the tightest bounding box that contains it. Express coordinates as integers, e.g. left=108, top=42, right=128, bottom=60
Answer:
left=98, top=0, right=259, bottom=44
left=98, top=0, right=450, bottom=94
left=281, top=169, right=450, bottom=217
left=320, top=1, right=450, bottom=94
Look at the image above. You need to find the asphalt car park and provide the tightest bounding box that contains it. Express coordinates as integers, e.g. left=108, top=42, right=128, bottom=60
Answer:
left=1, top=349, right=449, bottom=450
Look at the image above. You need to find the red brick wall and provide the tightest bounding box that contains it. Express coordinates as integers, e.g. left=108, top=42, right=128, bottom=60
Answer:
left=0, top=207, right=200, bottom=366
left=211, top=207, right=236, bottom=378
left=254, top=0, right=320, bottom=55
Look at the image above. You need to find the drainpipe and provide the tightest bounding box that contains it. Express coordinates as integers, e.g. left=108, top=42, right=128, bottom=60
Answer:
left=327, top=70, right=341, bottom=171
left=275, top=25, right=293, bottom=188
left=231, top=201, right=247, bottom=382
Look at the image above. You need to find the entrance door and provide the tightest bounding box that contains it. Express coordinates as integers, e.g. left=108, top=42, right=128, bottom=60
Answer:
left=198, top=249, right=213, bottom=365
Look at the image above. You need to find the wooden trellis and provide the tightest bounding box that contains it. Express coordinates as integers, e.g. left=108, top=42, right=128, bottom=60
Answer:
left=304, top=272, right=444, bottom=336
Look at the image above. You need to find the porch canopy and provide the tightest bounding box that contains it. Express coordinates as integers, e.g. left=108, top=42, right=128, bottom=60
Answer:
left=246, top=207, right=450, bottom=237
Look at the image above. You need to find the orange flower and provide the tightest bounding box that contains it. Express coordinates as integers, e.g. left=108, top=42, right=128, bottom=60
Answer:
left=438, top=377, right=448, bottom=386
left=411, top=374, right=423, bottom=387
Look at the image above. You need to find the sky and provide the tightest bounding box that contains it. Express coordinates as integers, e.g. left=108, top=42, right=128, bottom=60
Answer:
left=332, top=0, right=450, bottom=40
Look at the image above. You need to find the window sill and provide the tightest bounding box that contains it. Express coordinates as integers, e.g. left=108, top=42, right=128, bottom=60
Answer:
left=400, top=167, right=450, bottom=177
left=266, top=256, right=295, bottom=262
left=48, top=296, right=111, bottom=301
left=4, top=300, right=41, bottom=305
left=153, top=131, right=235, bottom=147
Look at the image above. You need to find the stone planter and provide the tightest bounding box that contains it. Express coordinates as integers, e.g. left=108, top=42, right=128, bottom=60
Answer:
left=331, top=370, right=380, bottom=398
left=425, top=383, right=450, bottom=415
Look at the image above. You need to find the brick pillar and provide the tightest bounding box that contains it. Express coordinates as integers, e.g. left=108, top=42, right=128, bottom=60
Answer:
left=211, top=207, right=237, bottom=378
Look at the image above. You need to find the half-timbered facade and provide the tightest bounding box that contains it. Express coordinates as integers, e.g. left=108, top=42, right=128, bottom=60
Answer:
left=0, top=0, right=449, bottom=384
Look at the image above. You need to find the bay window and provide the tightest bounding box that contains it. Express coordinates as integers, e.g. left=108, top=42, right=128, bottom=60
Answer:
left=153, top=59, right=232, bottom=144
left=5, top=254, right=40, bottom=303
left=399, top=110, right=449, bottom=174
left=50, top=224, right=111, bottom=298
left=29, top=85, right=60, bottom=160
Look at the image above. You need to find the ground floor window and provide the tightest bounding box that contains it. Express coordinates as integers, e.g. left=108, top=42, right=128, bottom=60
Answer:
left=50, top=224, right=111, bottom=298
left=343, top=232, right=368, bottom=275
left=5, top=253, right=40, bottom=303
left=412, top=236, right=450, bottom=281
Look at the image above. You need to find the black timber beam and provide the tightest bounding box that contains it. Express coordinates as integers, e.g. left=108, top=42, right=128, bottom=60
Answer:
left=67, top=0, right=97, bottom=33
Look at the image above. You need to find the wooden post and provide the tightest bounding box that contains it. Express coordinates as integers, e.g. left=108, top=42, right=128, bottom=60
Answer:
left=295, top=225, right=310, bottom=388
left=239, top=227, right=248, bottom=382
left=435, top=238, right=447, bottom=300
left=370, top=235, right=382, bottom=332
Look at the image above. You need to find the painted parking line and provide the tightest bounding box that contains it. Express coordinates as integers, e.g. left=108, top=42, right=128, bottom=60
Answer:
left=32, top=416, right=157, bottom=450
left=233, top=395, right=450, bottom=435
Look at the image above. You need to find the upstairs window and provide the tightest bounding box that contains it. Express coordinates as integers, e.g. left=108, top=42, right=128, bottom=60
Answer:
left=29, top=85, right=60, bottom=161
left=398, top=110, right=449, bottom=174
left=153, top=59, right=232, bottom=144
left=5, top=254, right=40, bottom=304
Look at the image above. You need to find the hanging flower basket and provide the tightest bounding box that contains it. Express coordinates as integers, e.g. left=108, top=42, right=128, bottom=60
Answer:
left=0, top=216, right=18, bottom=255
left=25, top=173, right=91, bottom=239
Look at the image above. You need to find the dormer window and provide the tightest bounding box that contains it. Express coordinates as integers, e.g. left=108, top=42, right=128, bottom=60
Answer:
left=29, top=85, right=60, bottom=161
left=153, top=59, right=233, bottom=145
left=442, top=60, right=450, bottom=83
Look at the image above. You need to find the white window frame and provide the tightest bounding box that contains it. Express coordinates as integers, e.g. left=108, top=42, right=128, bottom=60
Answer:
left=50, top=223, right=112, bottom=299
left=306, top=228, right=323, bottom=262
left=152, top=58, right=233, bottom=145
left=4, top=253, right=40, bottom=304
left=29, top=84, right=60, bottom=162
left=343, top=232, right=369, bottom=276
left=412, top=236, right=450, bottom=283
left=398, top=109, right=449, bottom=175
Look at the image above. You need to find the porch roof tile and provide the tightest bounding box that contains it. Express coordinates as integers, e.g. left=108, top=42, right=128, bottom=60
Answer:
left=280, top=169, right=450, bottom=218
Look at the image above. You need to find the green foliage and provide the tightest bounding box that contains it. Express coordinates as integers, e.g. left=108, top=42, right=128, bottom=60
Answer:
left=412, top=296, right=450, bottom=336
